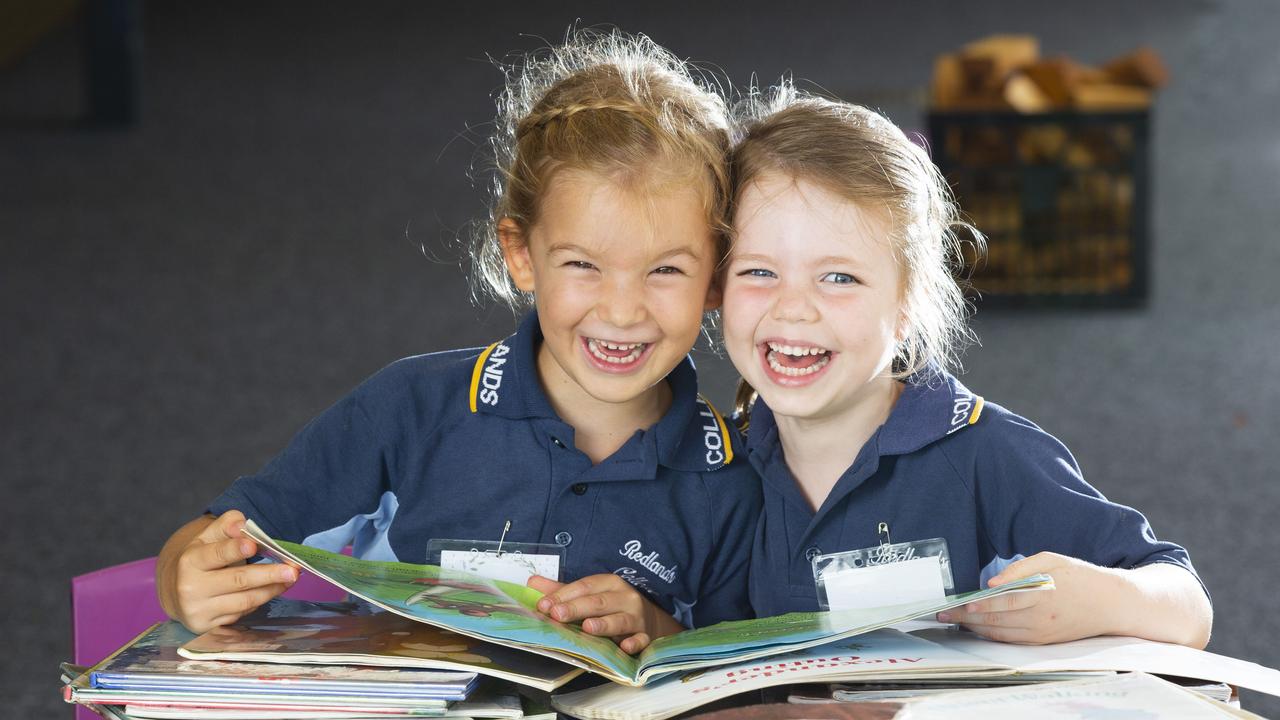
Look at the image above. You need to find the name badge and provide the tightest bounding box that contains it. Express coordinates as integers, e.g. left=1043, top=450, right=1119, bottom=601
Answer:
left=813, top=536, right=954, bottom=612
left=426, top=538, right=564, bottom=585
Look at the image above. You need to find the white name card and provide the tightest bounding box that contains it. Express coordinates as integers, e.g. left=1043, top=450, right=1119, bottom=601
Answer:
left=822, top=555, right=947, bottom=611
left=439, top=549, right=560, bottom=585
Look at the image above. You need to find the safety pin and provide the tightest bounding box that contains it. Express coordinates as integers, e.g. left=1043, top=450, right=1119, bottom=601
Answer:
left=496, top=520, right=512, bottom=557
left=877, top=521, right=891, bottom=546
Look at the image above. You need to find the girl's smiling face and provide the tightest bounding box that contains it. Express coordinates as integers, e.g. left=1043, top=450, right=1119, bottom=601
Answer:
left=723, top=172, right=904, bottom=423
left=501, top=169, right=721, bottom=415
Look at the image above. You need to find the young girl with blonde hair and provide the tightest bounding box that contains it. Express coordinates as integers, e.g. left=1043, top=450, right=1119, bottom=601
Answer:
left=157, top=31, right=759, bottom=655
left=723, top=84, right=1211, bottom=646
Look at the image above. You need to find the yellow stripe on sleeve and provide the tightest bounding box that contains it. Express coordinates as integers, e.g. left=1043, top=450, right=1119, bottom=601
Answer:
left=468, top=343, right=500, bottom=413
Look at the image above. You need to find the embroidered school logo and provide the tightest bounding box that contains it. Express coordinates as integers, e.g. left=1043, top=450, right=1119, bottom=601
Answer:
left=613, top=566, right=652, bottom=591
left=477, top=342, right=510, bottom=407
left=695, top=396, right=731, bottom=466
left=946, top=392, right=985, bottom=435
left=617, top=539, right=678, bottom=584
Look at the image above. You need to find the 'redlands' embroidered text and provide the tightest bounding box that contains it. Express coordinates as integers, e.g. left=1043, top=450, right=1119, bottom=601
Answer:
left=618, top=540, right=678, bottom=583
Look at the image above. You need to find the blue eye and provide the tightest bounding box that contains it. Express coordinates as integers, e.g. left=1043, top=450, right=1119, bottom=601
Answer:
left=738, top=268, right=776, bottom=279
left=822, top=272, right=857, bottom=285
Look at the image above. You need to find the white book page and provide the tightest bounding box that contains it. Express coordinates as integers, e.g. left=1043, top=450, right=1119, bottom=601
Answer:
left=897, top=672, right=1247, bottom=719
left=913, top=627, right=1280, bottom=699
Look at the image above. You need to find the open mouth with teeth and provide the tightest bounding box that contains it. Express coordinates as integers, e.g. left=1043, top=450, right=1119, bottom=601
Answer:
left=762, top=340, right=833, bottom=383
left=583, top=337, right=652, bottom=372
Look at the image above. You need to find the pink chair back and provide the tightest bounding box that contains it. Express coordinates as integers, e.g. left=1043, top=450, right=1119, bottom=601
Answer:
left=70, top=553, right=349, bottom=720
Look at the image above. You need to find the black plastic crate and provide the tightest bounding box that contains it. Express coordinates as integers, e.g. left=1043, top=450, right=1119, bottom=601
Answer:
left=927, top=110, right=1150, bottom=308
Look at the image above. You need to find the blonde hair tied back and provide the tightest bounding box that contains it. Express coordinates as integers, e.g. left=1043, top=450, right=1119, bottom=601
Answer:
left=469, top=29, right=733, bottom=310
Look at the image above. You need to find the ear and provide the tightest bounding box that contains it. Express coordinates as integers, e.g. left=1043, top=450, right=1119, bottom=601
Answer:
left=498, top=218, right=536, bottom=293
left=894, top=307, right=912, bottom=345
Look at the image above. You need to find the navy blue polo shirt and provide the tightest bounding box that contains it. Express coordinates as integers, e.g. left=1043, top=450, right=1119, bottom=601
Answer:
left=744, top=370, right=1204, bottom=617
left=210, top=311, right=761, bottom=627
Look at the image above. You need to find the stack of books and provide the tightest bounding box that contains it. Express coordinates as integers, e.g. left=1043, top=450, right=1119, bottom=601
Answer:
left=63, top=596, right=578, bottom=719
left=63, top=521, right=1280, bottom=719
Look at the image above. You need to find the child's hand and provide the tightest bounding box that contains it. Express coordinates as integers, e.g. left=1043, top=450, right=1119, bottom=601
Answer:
left=527, top=574, right=684, bottom=654
left=934, top=552, right=1120, bottom=644
left=158, top=510, right=298, bottom=633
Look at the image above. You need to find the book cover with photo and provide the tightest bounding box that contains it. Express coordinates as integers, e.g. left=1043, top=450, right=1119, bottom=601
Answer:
left=180, top=596, right=583, bottom=692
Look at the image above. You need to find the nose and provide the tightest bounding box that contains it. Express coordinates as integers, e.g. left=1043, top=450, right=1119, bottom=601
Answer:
left=771, top=280, right=818, bottom=323
left=596, top=276, right=648, bottom=328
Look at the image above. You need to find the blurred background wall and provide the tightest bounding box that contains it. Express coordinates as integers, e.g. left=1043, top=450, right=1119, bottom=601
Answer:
left=3, top=0, right=1277, bottom=715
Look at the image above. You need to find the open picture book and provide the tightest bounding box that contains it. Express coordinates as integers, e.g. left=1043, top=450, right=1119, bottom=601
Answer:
left=227, top=519, right=1053, bottom=687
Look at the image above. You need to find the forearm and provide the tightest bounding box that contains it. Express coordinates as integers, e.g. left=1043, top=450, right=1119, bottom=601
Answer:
left=1105, top=563, right=1213, bottom=648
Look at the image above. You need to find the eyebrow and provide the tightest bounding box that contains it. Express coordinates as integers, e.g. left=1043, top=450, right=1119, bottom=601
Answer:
left=814, top=254, right=865, bottom=268
left=653, top=247, right=704, bottom=262
left=728, top=252, right=775, bottom=264
left=731, top=252, right=862, bottom=265
left=548, top=243, right=705, bottom=262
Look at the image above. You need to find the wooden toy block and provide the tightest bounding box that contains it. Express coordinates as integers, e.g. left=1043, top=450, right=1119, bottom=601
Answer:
left=1103, top=46, right=1170, bottom=88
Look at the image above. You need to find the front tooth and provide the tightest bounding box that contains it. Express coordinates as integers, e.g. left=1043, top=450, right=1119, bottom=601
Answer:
left=601, top=340, right=641, bottom=351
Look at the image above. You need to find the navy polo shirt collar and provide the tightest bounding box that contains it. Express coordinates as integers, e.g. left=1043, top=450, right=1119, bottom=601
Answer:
left=468, top=311, right=735, bottom=477
left=657, top=360, right=738, bottom=473
left=745, top=369, right=985, bottom=460
left=467, top=310, right=557, bottom=422
left=879, top=370, right=986, bottom=454
left=744, top=369, right=985, bottom=515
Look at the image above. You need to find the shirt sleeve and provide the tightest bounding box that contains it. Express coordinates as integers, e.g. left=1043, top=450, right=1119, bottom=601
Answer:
left=688, top=464, right=763, bottom=627
left=965, top=410, right=1208, bottom=602
left=207, top=378, right=394, bottom=546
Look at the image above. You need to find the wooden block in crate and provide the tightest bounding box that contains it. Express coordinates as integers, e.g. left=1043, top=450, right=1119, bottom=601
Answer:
left=956, top=55, right=1007, bottom=108
left=1103, top=47, right=1169, bottom=89
left=1072, top=83, right=1152, bottom=110
left=961, top=34, right=1040, bottom=82
left=1021, top=57, right=1088, bottom=107
left=931, top=53, right=964, bottom=110
left=1003, top=72, right=1053, bottom=113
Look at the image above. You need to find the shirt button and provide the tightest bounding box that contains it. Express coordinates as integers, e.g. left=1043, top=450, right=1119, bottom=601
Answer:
left=571, top=483, right=588, bottom=495
left=554, top=531, right=573, bottom=546
left=551, top=436, right=566, bottom=448
left=804, top=546, right=822, bottom=562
